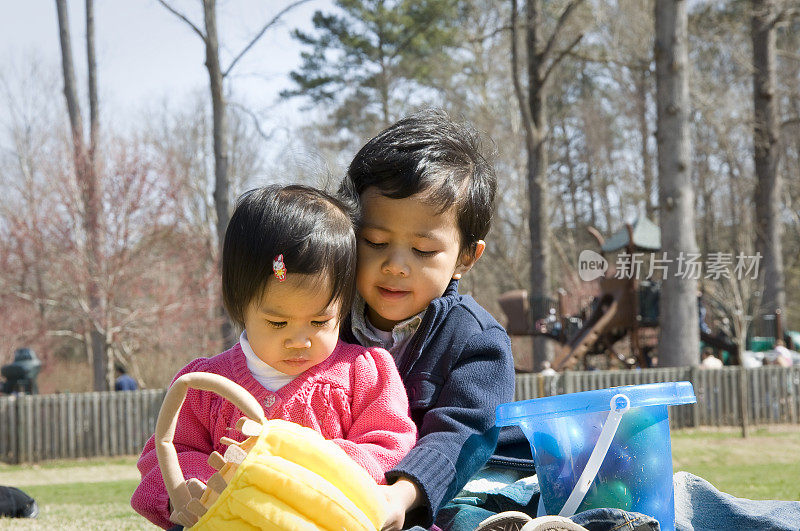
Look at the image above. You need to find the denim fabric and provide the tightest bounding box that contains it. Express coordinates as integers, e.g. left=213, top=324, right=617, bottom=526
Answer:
left=414, top=499, right=659, bottom=531
left=407, top=492, right=541, bottom=531
left=418, top=471, right=800, bottom=531
left=673, top=471, right=800, bottom=531
left=401, top=471, right=540, bottom=531
left=419, top=465, right=660, bottom=531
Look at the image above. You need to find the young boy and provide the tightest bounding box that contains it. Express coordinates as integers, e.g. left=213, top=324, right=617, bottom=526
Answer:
left=339, top=109, right=516, bottom=529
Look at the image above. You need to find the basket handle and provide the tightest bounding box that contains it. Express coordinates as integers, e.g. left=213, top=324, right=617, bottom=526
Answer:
left=154, top=372, right=266, bottom=526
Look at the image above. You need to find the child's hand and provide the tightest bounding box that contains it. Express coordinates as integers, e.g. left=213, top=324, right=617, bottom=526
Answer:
left=378, top=478, right=421, bottom=531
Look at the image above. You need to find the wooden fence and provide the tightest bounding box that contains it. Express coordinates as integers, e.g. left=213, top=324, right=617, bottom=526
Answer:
left=515, top=366, right=800, bottom=429
left=0, top=389, right=165, bottom=464
left=1, top=366, right=799, bottom=464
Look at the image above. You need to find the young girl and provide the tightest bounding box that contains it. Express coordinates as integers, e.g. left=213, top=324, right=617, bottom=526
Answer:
left=131, top=184, right=417, bottom=529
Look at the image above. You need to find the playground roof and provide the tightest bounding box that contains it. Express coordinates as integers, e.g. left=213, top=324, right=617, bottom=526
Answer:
left=601, top=217, right=661, bottom=252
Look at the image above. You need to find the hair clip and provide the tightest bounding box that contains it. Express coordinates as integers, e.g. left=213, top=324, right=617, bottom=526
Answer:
left=273, top=254, right=287, bottom=282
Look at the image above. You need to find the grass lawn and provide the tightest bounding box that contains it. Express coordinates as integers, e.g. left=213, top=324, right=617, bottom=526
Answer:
left=671, top=426, right=800, bottom=502
left=0, top=456, right=143, bottom=530
left=0, top=426, right=798, bottom=529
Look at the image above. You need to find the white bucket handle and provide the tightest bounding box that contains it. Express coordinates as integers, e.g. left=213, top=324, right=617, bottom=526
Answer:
left=558, top=393, right=630, bottom=517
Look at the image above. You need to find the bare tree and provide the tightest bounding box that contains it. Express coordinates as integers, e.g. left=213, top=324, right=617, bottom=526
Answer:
left=0, top=102, right=222, bottom=392
left=510, top=0, right=585, bottom=369
left=655, top=0, right=700, bottom=367
left=635, top=63, right=657, bottom=220
left=777, top=14, right=800, bottom=326
left=752, top=0, right=786, bottom=320
left=156, top=0, right=311, bottom=346
left=55, top=0, right=110, bottom=390
left=705, top=267, right=760, bottom=366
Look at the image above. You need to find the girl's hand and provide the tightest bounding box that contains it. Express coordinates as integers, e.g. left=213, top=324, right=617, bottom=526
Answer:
left=379, top=477, right=422, bottom=531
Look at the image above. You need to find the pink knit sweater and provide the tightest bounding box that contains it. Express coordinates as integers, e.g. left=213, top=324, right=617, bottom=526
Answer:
left=131, top=340, right=416, bottom=529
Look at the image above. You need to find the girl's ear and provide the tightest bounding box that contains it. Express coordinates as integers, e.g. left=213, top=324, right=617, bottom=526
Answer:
left=452, top=241, right=485, bottom=280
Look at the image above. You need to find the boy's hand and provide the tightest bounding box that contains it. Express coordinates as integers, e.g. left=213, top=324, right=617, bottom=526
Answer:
left=379, top=477, right=422, bottom=531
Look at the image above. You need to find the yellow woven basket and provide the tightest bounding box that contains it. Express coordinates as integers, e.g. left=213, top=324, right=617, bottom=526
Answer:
left=154, top=372, right=387, bottom=530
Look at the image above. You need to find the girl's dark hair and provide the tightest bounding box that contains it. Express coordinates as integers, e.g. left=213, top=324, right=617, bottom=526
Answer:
left=339, top=108, right=496, bottom=254
left=222, top=184, right=357, bottom=327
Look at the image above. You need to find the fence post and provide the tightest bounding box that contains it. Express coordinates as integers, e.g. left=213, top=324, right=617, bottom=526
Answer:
left=739, top=365, right=750, bottom=438
left=16, top=394, right=29, bottom=464
left=690, top=365, right=699, bottom=428
left=9, top=395, right=19, bottom=464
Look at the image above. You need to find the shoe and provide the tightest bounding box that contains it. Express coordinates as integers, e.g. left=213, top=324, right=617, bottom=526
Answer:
left=475, top=511, right=532, bottom=531
left=0, top=486, right=38, bottom=518
left=22, top=499, right=38, bottom=518
left=520, top=515, right=588, bottom=531
left=475, top=512, right=589, bottom=531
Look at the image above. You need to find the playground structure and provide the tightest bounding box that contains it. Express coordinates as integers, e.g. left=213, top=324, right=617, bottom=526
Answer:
left=499, top=218, right=755, bottom=371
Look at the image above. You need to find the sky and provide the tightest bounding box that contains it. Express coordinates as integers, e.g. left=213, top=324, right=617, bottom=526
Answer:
left=0, top=0, right=331, bottom=129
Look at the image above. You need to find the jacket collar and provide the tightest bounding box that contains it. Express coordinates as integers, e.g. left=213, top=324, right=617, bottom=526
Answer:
left=341, top=279, right=462, bottom=353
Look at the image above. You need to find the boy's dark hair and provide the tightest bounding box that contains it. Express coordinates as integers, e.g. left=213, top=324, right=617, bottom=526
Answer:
left=222, top=184, right=357, bottom=327
left=340, top=108, right=496, bottom=253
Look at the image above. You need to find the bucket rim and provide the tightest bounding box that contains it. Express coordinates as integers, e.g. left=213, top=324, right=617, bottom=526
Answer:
left=496, top=381, right=696, bottom=426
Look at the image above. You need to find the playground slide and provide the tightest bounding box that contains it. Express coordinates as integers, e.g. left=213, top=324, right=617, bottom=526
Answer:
left=553, top=292, right=620, bottom=371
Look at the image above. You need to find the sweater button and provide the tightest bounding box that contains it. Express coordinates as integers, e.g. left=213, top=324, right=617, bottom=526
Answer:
left=263, top=395, right=276, bottom=407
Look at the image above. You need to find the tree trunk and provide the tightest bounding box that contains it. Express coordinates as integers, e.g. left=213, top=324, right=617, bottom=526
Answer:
left=157, top=0, right=309, bottom=348
left=599, top=172, right=613, bottom=231
left=655, top=0, right=699, bottom=368
left=55, top=0, right=83, bottom=145
left=86, top=0, right=108, bottom=391
left=55, top=0, right=108, bottom=390
left=511, top=0, right=583, bottom=369
left=751, top=0, right=785, bottom=319
left=698, top=147, right=713, bottom=256
left=378, top=31, right=391, bottom=126
left=86, top=0, right=98, bottom=163
left=202, top=0, right=235, bottom=346
left=522, top=0, right=554, bottom=369
left=565, top=135, right=581, bottom=230
left=635, top=64, right=656, bottom=220
left=587, top=168, right=598, bottom=229
left=724, top=148, right=744, bottom=251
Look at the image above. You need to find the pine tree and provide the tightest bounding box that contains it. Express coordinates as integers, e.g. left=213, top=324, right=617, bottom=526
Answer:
left=283, top=0, right=462, bottom=140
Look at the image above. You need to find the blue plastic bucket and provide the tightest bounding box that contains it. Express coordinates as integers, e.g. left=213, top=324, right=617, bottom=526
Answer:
left=496, top=382, right=696, bottom=531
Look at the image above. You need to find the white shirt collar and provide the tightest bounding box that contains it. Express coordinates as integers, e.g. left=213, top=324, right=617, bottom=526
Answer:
left=240, top=331, right=297, bottom=392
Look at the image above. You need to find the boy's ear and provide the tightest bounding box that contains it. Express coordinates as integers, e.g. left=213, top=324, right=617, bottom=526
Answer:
left=452, top=240, right=485, bottom=280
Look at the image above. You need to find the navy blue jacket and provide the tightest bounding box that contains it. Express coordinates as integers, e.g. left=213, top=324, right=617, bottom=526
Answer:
left=342, top=279, right=516, bottom=527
